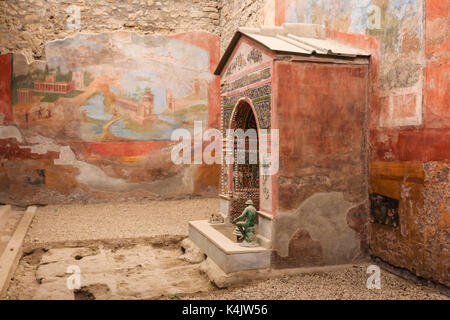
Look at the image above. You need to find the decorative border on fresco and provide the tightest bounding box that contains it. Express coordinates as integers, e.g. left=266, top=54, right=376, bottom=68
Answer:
left=222, top=83, right=271, bottom=107
left=225, top=47, right=264, bottom=77
left=222, top=68, right=271, bottom=94
left=253, top=96, right=271, bottom=130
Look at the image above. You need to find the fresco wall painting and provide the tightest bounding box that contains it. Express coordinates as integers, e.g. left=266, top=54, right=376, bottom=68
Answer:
left=0, top=31, right=221, bottom=205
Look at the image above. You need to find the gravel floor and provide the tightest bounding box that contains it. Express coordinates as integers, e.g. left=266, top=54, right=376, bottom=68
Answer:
left=25, top=198, right=217, bottom=244
left=15, top=198, right=448, bottom=300
left=187, top=266, right=448, bottom=300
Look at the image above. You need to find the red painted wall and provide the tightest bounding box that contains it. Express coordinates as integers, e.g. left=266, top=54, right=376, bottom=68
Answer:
left=303, top=4, right=449, bottom=286
left=272, top=59, right=370, bottom=268
left=424, top=0, right=450, bottom=130
left=0, top=54, right=12, bottom=123
left=275, top=61, right=369, bottom=211
left=323, top=1, right=450, bottom=286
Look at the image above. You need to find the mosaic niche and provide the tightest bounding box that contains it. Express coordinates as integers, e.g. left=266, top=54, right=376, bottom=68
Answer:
left=225, top=100, right=261, bottom=219
left=220, top=62, right=272, bottom=203
left=225, top=47, right=264, bottom=77
left=231, top=101, right=259, bottom=193
left=222, top=68, right=271, bottom=94
left=370, top=193, right=399, bottom=227
left=220, top=77, right=272, bottom=197
left=222, top=83, right=272, bottom=136
left=230, top=191, right=260, bottom=222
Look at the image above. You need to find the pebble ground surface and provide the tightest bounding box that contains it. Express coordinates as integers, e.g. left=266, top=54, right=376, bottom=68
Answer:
left=186, top=266, right=448, bottom=300
left=25, top=198, right=217, bottom=244
left=7, top=199, right=448, bottom=300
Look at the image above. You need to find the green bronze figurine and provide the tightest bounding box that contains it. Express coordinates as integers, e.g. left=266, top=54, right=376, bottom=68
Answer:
left=233, top=199, right=258, bottom=247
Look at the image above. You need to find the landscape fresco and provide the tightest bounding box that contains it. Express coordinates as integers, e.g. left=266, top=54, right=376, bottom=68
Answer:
left=12, top=32, right=214, bottom=142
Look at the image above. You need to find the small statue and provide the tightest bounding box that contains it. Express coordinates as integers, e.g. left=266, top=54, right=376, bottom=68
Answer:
left=233, top=199, right=258, bottom=247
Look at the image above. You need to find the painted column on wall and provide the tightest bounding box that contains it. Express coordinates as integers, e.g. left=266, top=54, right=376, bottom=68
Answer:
left=0, top=54, right=12, bottom=124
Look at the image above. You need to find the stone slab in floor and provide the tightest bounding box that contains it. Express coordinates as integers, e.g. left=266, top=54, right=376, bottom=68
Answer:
left=8, top=243, right=211, bottom=300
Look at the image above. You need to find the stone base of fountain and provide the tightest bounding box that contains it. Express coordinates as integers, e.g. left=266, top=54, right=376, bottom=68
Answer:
left=188, top=220, right=271, bottom=274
